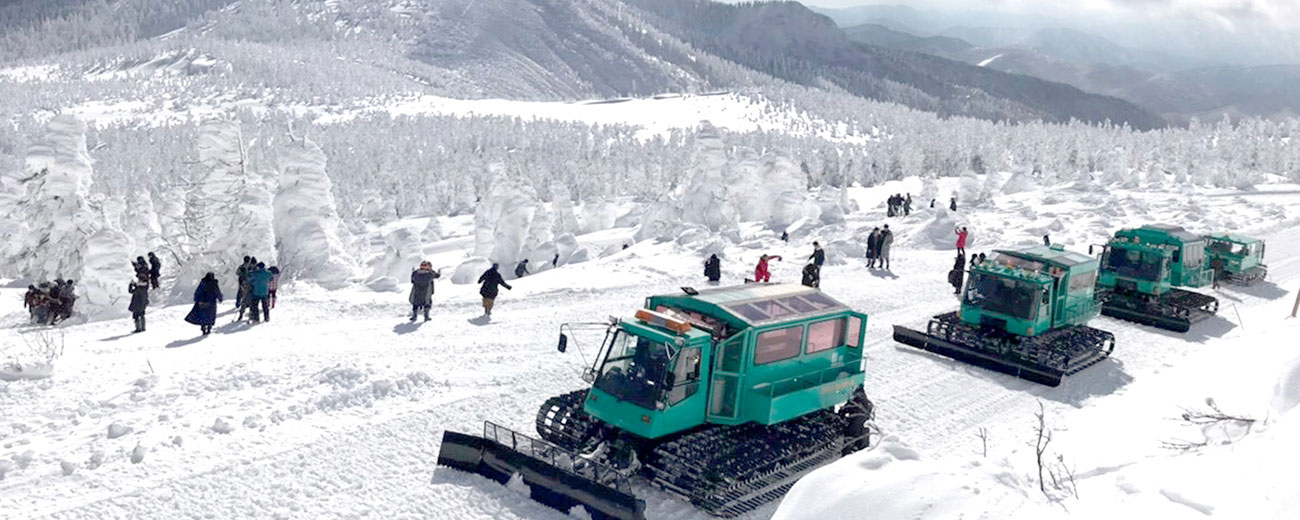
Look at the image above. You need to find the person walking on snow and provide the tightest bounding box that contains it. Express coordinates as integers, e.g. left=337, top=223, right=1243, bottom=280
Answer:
left=753, top=254, right=782, bottom=283
left=903, top=194, right=913, bottom=216
left=956, top=227, right=969, bottom=255
left=246, top=262, right=273, bottom=323
left=58, top=280, right=75, bottom=321
left=184, top=272, right=223, bottom=335
left=950, top=197, right=958, bottom=212
left=515, top=259, right=530, bottom=278
left=1043, top=234, right=1051, bottom=246
left=879, top=225, right=894, bottom=270
left=128, top=275, right=149, bottom=333
left=409, top=261, right=441, bottom=322
left=809, top=241, right=825, bottom=267
left=478, top=263, right=512, bottom=316
left=704, top=254, right=722, bottom=284
left=147, top=252, right=162, bottom=290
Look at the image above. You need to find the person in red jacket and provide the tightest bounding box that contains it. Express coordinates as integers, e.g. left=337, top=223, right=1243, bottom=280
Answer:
left=754, top=254, right=782, bottom=283
left=955, top=227, right=969, bottom=255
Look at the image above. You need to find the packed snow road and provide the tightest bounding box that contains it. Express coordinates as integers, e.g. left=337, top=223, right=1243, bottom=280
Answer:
left=2, top=182, right=1298, bottom=520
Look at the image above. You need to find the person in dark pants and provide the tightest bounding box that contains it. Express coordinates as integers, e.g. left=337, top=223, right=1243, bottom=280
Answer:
left=866, top=227, right=882, bottom=268
left=128, top=275, right=149, bottom=333
left=903, top=194, right=912, bottom=216
left=948, top=253, right=966, bottom=294
left=809, top=241, right=825, bottom=267
left=246, top=262, right=273, bottom=323
left=268, top=266, right=280, bottom=308
left=950, top=197, right=958, bottom=211
left=185, top=272, right=223, bottom=335
left=409, top=261, right=440, bottom=322
left=478, top=264, right=512, bottom=316
left=147, top=252, right=162, bottom=289
left=235, top=256, right=251, bottom=315
left=515, top=259, right=530, bottom=278
left=956, top=227, right=969, bottom=256
left=1043, top=235, right=1051, bottom=246
left=704, top=254, right=721, bottom=284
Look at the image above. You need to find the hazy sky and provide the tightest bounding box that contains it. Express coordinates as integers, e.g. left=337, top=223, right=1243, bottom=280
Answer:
left=793, top=0, right=1300, bottom=28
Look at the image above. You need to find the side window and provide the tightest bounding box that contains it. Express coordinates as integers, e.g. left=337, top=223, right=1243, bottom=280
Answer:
left=846, top=315, right=863, bottom=348
left=754, top=326, right=803, bottom=365
left=806, top=319, right=846, bottom=354
left=666, top=348, right=702, bottom=405
left=1069, top=270, right=1098, bottom=292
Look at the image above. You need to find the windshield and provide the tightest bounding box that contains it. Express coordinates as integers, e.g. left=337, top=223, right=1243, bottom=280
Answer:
left=1105, top=247, right=1164, bottom=282
left=964, top=273, right=1041, bottom=320
left=594, top=331, right=673, bottom=410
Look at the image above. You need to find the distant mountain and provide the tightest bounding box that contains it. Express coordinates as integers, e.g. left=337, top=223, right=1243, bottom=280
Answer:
left=844, top=20, right=1300, bottom=123
left=628, top=0, right=1163, bottom=129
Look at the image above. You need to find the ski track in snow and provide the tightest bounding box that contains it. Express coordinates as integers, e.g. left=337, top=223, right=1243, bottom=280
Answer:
left=2, top=180, right=1299, bottom=519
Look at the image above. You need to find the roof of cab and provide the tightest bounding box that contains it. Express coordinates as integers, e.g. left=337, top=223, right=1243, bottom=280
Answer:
left=997, top=245, right=1097, bottom=269
left=649, top=284, right=850, bottom=327
left=1134, top=224, right=1202, bottom=243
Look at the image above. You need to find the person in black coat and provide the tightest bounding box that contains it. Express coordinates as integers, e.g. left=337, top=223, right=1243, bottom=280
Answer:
left=128, top=275, right=149, bottom=333
left=1043, top=234, right=1051, bottom=246
left=801, top=263, right=820, bottom=289
left=185, top=272, right=223, bottom=335
left=948, top=253, right=966, bottom=295
left=950, top=197, right=958, bottom=212
left=478, top=264, right=513, bottom=316
left=866, top=227, right=882, bottom=268
left=515, top=259, right=530, bottom=278
left=704, top=254, right=722, bottom=284
left=147, top=252, right=162, bottom=289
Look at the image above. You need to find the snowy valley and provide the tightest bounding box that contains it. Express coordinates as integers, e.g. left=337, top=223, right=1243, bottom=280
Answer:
left=1, top=1, right=1299, bottom=520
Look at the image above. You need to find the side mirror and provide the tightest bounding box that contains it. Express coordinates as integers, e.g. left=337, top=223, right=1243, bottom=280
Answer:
left=1088, top=245, right=1094, bottom=255
left=663, top=371, right=676, bottom=388
left=557, top=333, right=568, bottom=353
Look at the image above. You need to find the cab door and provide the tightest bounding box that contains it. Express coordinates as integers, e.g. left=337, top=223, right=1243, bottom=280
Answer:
left=706, top=333, right=747, bottom=425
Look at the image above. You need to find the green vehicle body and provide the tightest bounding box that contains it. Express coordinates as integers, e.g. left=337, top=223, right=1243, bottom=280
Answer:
left=959, top=245, right=1102, bottom=337
left=1097, top=224, right=1213, bottom=294
left=583, top=284, right=868, bottom=440
left=1094, top=224, right=1219, bottom=332
left=1204, top=233, right=1268, bottom=283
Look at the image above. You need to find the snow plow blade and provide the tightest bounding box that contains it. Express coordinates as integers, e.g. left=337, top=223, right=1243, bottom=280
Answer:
left=436, top=422, right=646, bottom=520
left=894, top=325, right=1065, bottom=387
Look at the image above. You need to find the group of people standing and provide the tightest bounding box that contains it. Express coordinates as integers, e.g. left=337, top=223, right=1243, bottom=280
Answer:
left=702, top=242, right=827, bottom=288
left=24, top=279, right=76, bottom=325
left=234, top=256, right=278, bottom=323
left=886, top=194, right=913, bottom=217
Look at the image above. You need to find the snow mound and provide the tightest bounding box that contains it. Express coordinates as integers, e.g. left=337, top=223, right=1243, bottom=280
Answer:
left=367, top=228, right=425, bottom=290
left=904, top=207, right=967, bottom=250
left=451, top=257, right=492, bottom=285
left=773, top=436, right=1053, bottom=520
left=1273, top=355, right=1300, bottom=415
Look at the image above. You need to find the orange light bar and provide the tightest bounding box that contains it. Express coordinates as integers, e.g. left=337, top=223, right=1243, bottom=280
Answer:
left=634, top=309, right=693, bottom=334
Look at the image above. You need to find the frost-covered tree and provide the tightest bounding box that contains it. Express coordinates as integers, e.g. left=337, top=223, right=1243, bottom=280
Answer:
left=765, top=153, right=808, bottom=231
left=551, top=183, right=580, bottom=237
left=16, top=115, right=95, bottom=283
left=274, top=135, right=358, bottom=289
left=679, top=122, right=737, bottom=233
left=422, top=214, right=443, bottom=242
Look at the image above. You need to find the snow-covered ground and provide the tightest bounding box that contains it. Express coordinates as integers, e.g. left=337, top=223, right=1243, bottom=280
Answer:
left=2, top=179, right=1299, bottom=520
